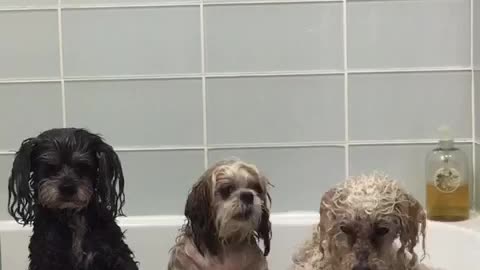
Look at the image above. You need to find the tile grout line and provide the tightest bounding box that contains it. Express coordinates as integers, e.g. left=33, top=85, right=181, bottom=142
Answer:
left=471, top=0, right=476, bottom=209
left=343, top=0, right=349, bottom=178
left=57, top=0, right=67, bottom=128
left=0, top=66, right=472, bottom=85
left=200, top=0, right=209, bottom=169
left=0, top=139, right=475, bottom=155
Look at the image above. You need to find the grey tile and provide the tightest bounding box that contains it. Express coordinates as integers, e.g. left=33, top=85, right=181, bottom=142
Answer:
left=205, top=3, right=343, bottom=72
left=209, top=147, right=345, bottom=212
left=119, top=150, right=205, bottom=216
left=0, top=155, right=14, bottom=220
left=348, top=0, right=470, bottom=69
left=476, top=71, right=480, bottom=141
left=474, top=0, right=480, bottom=69
left=0, top=0, right=56, bottom=6
left=476, top=145, right=480, bottom=210
left=62, top=0, right=196, bottom=6
left=207, top=75, right=344, bottom=144
left=65, top=79, right=203, bottom=147
left=62, top=7, right=201, bottom=76
left=0, top=82, right=63, bottom=150
left=349, top=71, right=471, bottom=140
left=0, top=10, right=60, bottom=79
left=350, top=143, right=473, bottom=206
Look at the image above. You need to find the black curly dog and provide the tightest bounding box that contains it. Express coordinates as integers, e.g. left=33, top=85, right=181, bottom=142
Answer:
left=8, top=128, right=138, bottom=270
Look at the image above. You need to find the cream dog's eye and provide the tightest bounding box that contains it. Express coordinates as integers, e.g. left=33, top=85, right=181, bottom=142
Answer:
left=375, top=227, right=389, bottom=236
left=340, top=224, right=354, bottom=235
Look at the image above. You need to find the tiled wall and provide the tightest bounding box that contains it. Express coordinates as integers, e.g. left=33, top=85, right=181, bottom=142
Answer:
left=0, top=0, right=475, bottom=219
left=474, top=0, right=480, bottom=210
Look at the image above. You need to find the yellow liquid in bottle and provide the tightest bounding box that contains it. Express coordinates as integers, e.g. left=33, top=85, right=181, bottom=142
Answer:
left=426, top=183, right=469, bottom=221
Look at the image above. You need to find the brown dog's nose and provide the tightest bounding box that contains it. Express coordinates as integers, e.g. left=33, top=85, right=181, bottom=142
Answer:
left=240, top=191, right=254, bottom=204
left=352, top=264, right=370, bottom=270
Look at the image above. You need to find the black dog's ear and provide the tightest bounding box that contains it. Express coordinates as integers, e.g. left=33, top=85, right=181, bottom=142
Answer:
left=8, top=138, right=36, bottom=225
left=257, top=191, right=272, bottom=256
left=95, top=139, right=125, bottom=218
left=184, top=172, right=217, bottom=256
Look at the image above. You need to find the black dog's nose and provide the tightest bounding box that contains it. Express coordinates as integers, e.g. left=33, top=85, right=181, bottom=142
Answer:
left=240, top=191, right=254, bottom=204
left=59, top=182, right=76, bottom=196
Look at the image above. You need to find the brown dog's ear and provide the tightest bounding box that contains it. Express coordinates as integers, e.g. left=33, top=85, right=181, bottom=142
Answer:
left=257, top=177, right=272, bottom=256
left=318, top=187, right=338, bottom=259
left=397, top=193, right=426, bottom=267
left=184, top=171, right=217, bottom=256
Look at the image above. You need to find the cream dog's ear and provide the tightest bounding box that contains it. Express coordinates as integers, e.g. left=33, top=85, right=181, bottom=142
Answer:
left=318, top=187, right=338, bottom=257
left=396, top=192, right=426, bottom=267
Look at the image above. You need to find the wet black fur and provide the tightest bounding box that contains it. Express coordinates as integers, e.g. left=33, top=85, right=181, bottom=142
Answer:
left=8, top=128, right=138, bottom=270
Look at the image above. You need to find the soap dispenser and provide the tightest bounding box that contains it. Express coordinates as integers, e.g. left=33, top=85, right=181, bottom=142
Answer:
left=426, top=126, right=470, bottom=221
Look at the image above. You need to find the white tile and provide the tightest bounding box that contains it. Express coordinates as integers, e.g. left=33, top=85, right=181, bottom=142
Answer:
left=62, top=6, right=201, bottom=76
left=207, top=75, right=344, bottom=144
left=350, top=143, right=473, bottom=205
left=348, top=0, right=470, bottom=69
left=209, top=147, right=345, bottom=212
left=0, top=10, right=59, bottom=78
left=119, top=150, right=204, bottom=215
left=205, top=3, right=343, bottom=72
left=0, top=83, right=63, bottom=150
left=349, top=71, right=471, bottom=140
left=65, top=79, right=203, bottom=147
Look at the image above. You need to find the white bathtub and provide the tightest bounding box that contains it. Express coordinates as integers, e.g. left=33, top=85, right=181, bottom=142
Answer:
left=1, top=213, right=480, bottom=270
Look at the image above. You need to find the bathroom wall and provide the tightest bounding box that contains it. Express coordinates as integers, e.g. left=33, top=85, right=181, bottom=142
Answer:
left=475, top=0, right=480, bottom=210
left=0, top=0, right=474, bottom=219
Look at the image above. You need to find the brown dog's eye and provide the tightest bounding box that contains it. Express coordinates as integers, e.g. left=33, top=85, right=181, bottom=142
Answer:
left=251, top=183, right=263, bottom=194
left=375, top=227, right=389, bottom=236
left=219, top=185, right=234, bottom=198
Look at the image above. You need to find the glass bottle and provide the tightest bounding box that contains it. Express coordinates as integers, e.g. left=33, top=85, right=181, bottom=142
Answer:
left=426, top=126, right=470, bottom=221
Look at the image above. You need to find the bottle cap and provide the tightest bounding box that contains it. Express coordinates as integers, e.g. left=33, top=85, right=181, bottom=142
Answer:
left=438, top=125, right=454, bottom=149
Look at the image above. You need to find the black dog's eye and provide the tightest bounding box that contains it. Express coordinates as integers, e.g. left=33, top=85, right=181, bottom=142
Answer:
left=375, top=227, right=390, bottom=236
left=219, top=185, right=234, bottom=198
left=46, top=164, right=59, bottom=172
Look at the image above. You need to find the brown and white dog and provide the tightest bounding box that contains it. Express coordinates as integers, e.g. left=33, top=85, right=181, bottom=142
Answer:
left=168, top=159, right=272, bottom=270
left=292, top=173, right=426, bottom=270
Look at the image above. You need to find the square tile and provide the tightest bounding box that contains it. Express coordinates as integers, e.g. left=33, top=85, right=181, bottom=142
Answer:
left=476, top=145, right=480, bottom=210
left=349, top=71, right=471, bottom=140
left=209, top=147, right=345, bottom=212
left=474, top=0, right=480, bottom=69
left=207, top=75, right=344, bottom=144
left=0, top=10, right=60, bottom=79
left=65, top=79, right=203, bottom=147
left=205, top=3, right=343, bottom=72
left=119, top=150, right=204, bottom=215
left=62, top=6, right=201, bottom=76
left=350, top=143, right=473, bottom=205
left=0, top=155, right=14, bottom=220
left=348, top=0, right=470, bottom=69
left=61, top=0, right=196, bottom=7
left=476, top=71, right=480, bottom=141
left=0, top=82, right=63, bottom=150
left=0, top=0, right=56, bottom=7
